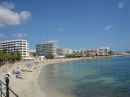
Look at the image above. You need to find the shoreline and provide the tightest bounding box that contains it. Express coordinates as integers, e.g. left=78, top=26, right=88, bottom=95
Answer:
left=0, top=55, right=118, bottom=97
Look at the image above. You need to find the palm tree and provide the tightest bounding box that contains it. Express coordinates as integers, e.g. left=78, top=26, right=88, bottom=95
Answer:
left=0, top=50, right=4, bottom=66
left=2, top=49, right=9, bottom=64
left=0, top=50, right=22, bottom=68
left=0, top=49, right=8, bottom=65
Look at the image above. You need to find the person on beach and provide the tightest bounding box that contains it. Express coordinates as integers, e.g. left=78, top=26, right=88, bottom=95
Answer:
left=5, top=74, right=9, bottom=86
left=5, top=74, right=9, bottom=97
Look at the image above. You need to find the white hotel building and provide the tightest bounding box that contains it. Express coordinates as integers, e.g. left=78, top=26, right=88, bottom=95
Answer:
left=36, top=42, right=57, bottom=58
left=0, top=40, right=29, bottom=58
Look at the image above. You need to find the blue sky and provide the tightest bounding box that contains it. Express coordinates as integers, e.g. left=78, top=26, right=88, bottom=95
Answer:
left=0, top=0, right=130, bottom=51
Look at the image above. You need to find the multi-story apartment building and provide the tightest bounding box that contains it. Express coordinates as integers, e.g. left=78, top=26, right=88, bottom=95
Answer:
left=75, top=47, right=111, bottom=57
left=97, top=47, right=110, bottom=56
left=36, top=42, right=57, bottom=58
left=63, top=48, right=73, bottom=55
left=57, top=48, right=65, bottom=56
left=56, top=48, right=73, bottom=56
left=0, top=40, right=29, bottom=58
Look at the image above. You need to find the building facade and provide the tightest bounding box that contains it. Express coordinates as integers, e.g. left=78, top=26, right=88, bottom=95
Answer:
left=63, top=48, right=73, bottom=55
left=73, top=46, right=111, bottom=57
left=97, top=47, right=111, bottom=56
left=0, top=40, right=29, bottom=58
left=56, top=48, right=65, bottom=56
left=36, top=42, right=57, bottom=58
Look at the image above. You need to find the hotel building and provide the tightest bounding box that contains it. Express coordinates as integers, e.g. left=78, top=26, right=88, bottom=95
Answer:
left=97, top=46, right=110, bottom=56
left=36, top=42, right=57, bottom=58
left=0, top=40, right=29, bottom=58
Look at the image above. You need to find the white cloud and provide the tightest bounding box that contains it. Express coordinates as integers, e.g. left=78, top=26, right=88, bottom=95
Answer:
left=11, top=33, right=27, bottom=38
left=47, top=40, right=58, bottom=43
left=118, top=1, right=125, bottom=9
left=20, top=11, right=31, bottom=22
left=0, top=2, right=31, bottom=27
left=0, top=2, right=15, bottom=9
left=0, top=32, right=5, bottom=38
left=104, top=24, right=112, bottom=31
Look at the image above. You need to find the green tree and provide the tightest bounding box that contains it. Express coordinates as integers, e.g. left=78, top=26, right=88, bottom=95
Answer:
left=31, top=52, right=37, bottom=57
left=0, top=50, right=21, bottom=65
left=11, top=51, right=21, bottom=61
left=0, top=50, right=4, bottom=65
left=126, top=51, right=130, bottom=53
left=108, top=50, right=114, bottom=55
left=0, top=49, right=8, bottom=65
left=66, top=54, right=77, bottom=58
left=2, top=49, right=8, bottom=64
left=45, top=53, right=54, bottom=59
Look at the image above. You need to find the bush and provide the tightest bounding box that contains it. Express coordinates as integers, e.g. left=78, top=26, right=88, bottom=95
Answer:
left=45, top=53, right=54, bottom=59
left=0, top=50, right=21, bottom=65
left=65, top=54, right=77, bottom=58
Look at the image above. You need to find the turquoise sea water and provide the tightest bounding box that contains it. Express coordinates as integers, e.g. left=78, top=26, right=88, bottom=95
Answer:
left=39, top=56, right=130, bottom=97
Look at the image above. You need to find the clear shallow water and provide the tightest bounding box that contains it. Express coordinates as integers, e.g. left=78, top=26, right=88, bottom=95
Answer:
left=39, top=56, right=130, bottom=97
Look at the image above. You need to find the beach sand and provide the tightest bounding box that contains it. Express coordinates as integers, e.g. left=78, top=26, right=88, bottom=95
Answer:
left=0, top=57, right=103, bottom=97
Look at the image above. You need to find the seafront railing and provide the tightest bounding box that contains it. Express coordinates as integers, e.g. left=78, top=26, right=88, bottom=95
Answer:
left=0, top=80, right=19, bottom=97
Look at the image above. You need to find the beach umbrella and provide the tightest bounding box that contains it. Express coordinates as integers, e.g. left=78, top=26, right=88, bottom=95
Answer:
left=15, top=70, right=20, bottom=74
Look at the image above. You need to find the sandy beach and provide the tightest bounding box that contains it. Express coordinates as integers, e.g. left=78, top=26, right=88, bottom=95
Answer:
left=0, top=56, right=110, bottom=97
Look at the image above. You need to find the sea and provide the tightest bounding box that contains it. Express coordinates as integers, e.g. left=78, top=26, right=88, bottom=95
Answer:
left=38, top=56, right=130, bottom=97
